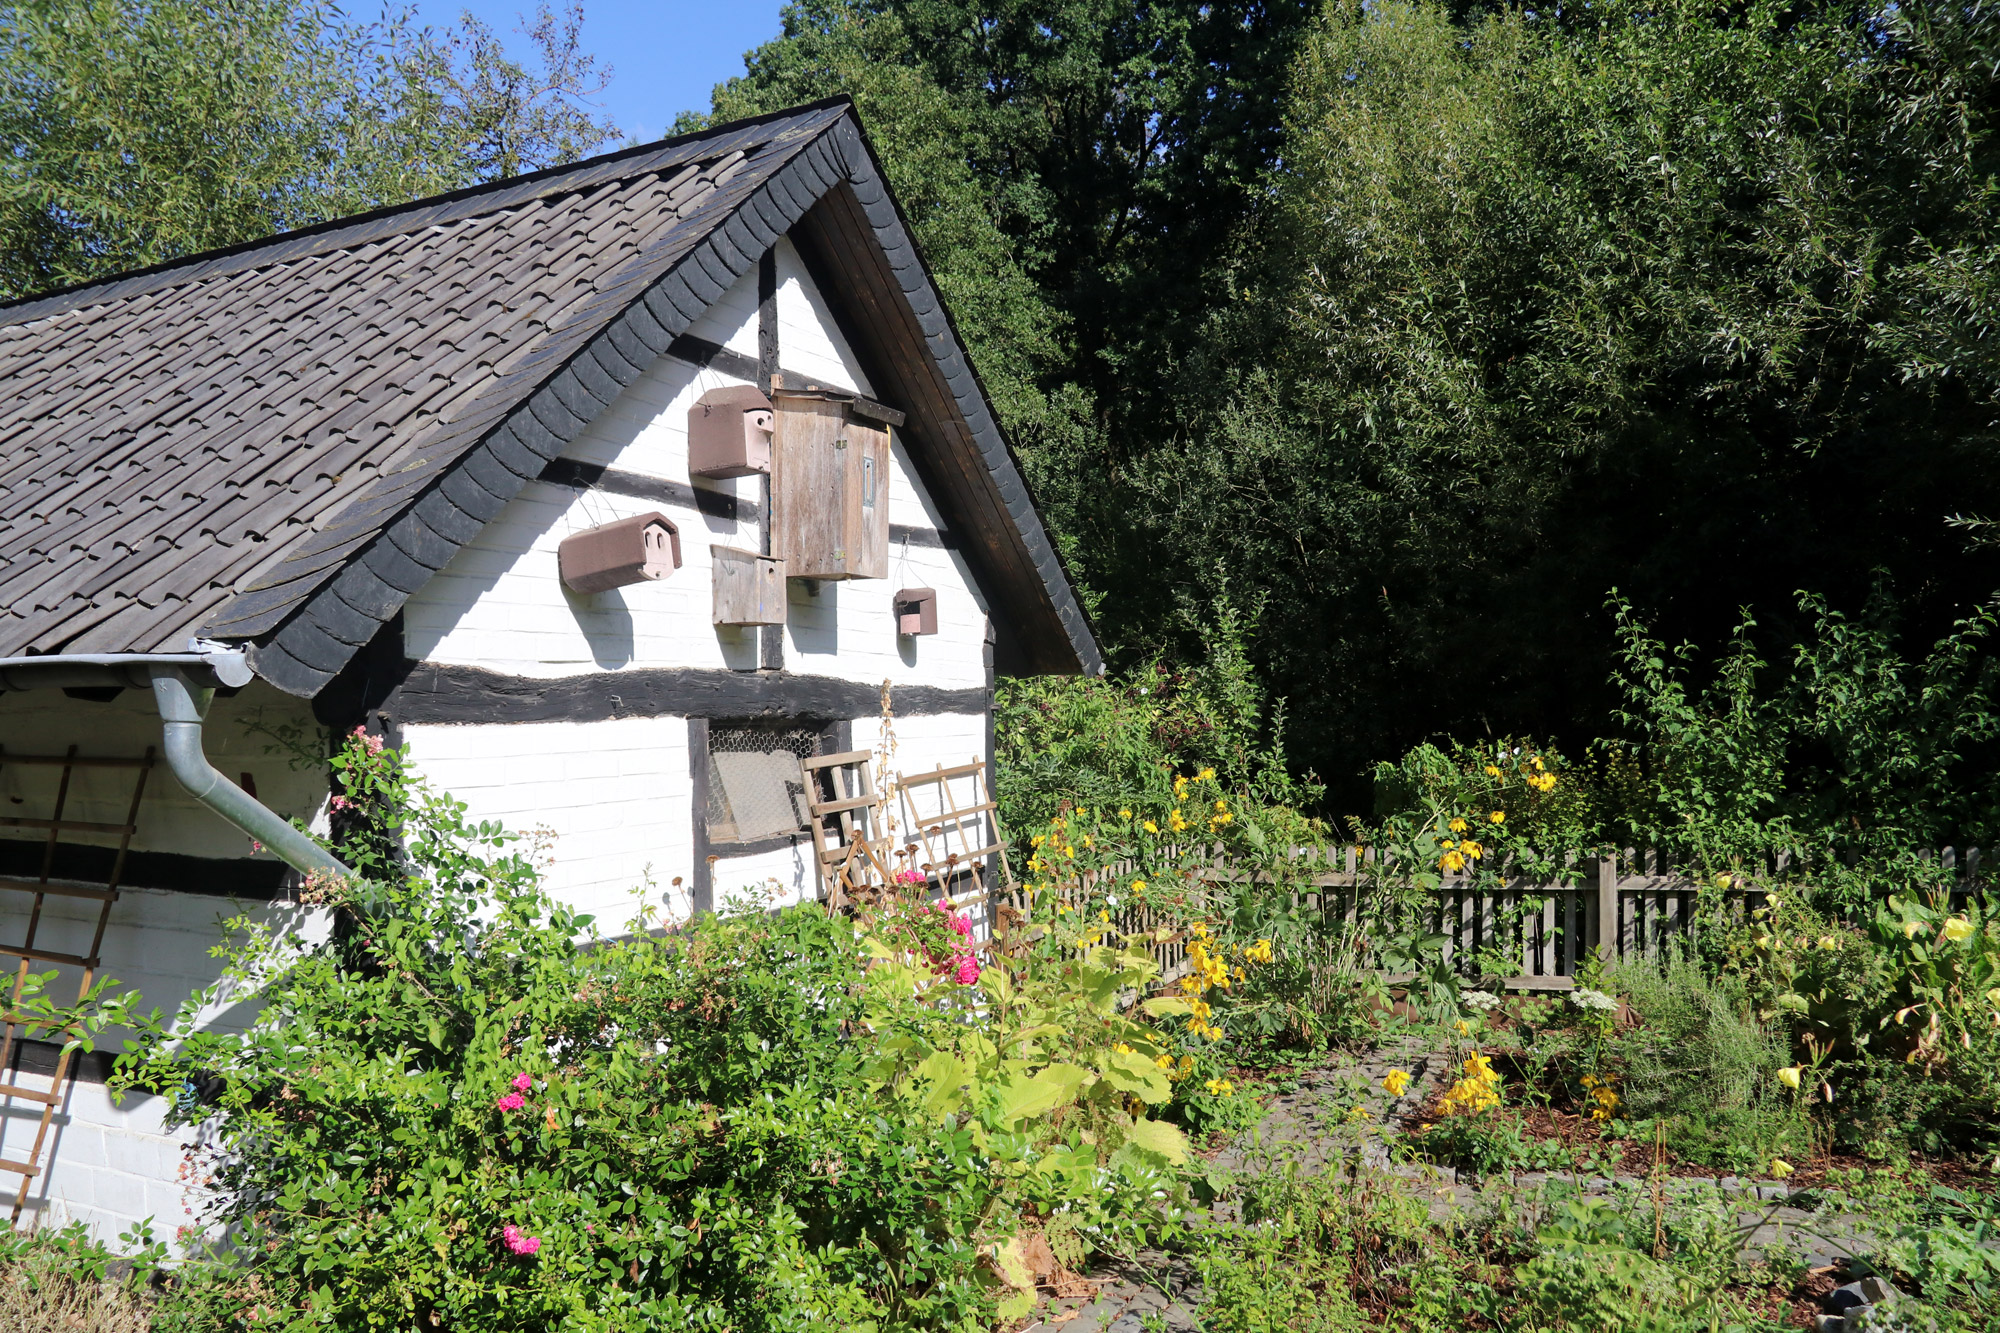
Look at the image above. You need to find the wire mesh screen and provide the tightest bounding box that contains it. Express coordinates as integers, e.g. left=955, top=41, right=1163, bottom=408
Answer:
left=707, top=724, right=821, bottom=844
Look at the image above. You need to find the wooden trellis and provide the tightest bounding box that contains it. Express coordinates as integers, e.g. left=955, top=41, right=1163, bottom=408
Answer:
left=894, top=758, right=1008, bottom=924
left=798, top=750, right=896, bottom=910
left=0, top=745, right=153, bottom=1225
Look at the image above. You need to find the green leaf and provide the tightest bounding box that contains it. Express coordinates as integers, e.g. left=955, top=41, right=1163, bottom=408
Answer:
left=1099, top=1048, right=1171, bottom=1103
left=1124, top=1116, right=1189, bottom=1166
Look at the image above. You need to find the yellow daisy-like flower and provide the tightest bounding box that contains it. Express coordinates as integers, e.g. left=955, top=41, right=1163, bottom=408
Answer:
left=1448, top=817, right=1469, bottom=833
left=1131, top=879, right=1147, bottom=893
left=1483, top=764, right=1501, bottom=778
left=1204, top=1078, right=1234, bottom=1096
left=1155, top=1054, right=1175, bottom=1070
left=1439, top=850, right=1466, bottom=873
left=1460, top=840, right=1483, bottom=860
left=1489, top=810, right=1505, bottom=825
left=1382, top=1068, right=1412, bottom=1097
left=1119, top=808, right=1132, bottom=819
left=1143, top=820, right=1158, bottom=834
left=1198, top=767, right=1216, bottom=780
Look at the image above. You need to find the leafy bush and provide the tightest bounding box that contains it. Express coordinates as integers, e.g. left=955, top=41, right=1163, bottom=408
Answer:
left=110, top=729, right=1192, bottom=1331
left=1609, top=956, right=1811, bottom=1172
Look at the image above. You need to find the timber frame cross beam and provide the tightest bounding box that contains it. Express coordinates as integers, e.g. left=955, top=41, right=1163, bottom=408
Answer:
left=0, top=745, right=154, bottom=1225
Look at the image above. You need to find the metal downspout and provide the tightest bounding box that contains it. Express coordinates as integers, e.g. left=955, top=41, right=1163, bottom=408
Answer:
left=148, top=667, right=349, bottom=880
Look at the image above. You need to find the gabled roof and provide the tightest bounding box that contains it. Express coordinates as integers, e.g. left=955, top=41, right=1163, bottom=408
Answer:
left=0, top=99, right=1100, bottom=690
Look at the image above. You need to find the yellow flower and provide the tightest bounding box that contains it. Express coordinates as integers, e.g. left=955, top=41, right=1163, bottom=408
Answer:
left=1143, top=820, right=1158, bottom=834
left=1818, top=935, right=1839, bottom=951
left=1769, top=1159, right=1794, bottom=1179
left=1531, top=756, right=1544, bottom=771
left=1453, top=1019, right=1474, bottom=1036
left=1197, top=767, right=1215, bottom=781
left=1382, top=1069, right=1412, bottom=1097
left=1987, top=987, right=2000, bottom=1011
left=1460, top=840, right=1483, bottom=860
left=1131, top=879, right=1147, bottom=893
left=1943, top=917, right=1973, bottom=942
left=1169, top=809, right=1190, bottom=832
left=1113, top=1042, right=1134, bottom=1055
left=1483, top=764, right=1501, bottom=778
left=1489, top=810, right=1505, bottom=824
left=1448, top=817, right=1469, bottom=833
left=1439, top=850, right=1466, bottom=873
left=1119, top=808, right=1132, bottom=819
left=1205, top=1077, right=1234, bottom=1096
left=1777, top=1065, right=1802, bottom=1090
left=1714, top=873, right=1732, bottom=889
left=1214, top=799, right=1229, bottom=812
left=1155, top=1054, right=1175, bottom=1070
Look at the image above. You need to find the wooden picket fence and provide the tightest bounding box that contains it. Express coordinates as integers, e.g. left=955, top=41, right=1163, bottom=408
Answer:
left=1053, top=845, right=1993, bottom=988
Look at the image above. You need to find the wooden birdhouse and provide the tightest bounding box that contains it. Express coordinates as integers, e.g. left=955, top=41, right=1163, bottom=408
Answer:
left=894, top=587, right=937, bottom=636
left=688, top=385, right=776, bottom=478
left=712, top=546, right=787, bottom=625
left=558, top=512, right=680, bottom=594
left=770, top=388, right=891, bottom=580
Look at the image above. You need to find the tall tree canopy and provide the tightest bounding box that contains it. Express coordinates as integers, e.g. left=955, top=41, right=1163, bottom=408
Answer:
left=712, top=0, right=2000, bottom=804
left=0, top=0, right=620, bottom=301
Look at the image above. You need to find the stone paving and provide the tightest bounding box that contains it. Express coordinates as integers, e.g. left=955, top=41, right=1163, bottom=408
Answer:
left=1017, top=1039, right=1882, bottom=1333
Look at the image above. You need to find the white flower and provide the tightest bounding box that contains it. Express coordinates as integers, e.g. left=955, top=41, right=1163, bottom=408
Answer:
left=1105, top=896, right=1119, bottom=908
left=1462, top=991, right=1501, bottom=1012
left=1569, top=988, right=1617, bottom=1012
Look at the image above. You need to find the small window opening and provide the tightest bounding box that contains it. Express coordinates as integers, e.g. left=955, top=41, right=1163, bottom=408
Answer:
left=705, top=723, right=823, bottom=845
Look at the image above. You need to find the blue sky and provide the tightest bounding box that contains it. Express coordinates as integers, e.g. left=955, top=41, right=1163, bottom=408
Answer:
left=408, top=1, right=792, bottom=144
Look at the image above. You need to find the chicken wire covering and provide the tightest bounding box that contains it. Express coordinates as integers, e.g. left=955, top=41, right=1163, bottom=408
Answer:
left=706, top=724, right=822, bottom=843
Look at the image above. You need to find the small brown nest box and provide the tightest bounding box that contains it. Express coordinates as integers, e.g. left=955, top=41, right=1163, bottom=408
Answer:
left=894, top=587, right=937, bottom=636
left=689, top=385, right=776, bottom=479
left=559, top=512, right=680, bottom=594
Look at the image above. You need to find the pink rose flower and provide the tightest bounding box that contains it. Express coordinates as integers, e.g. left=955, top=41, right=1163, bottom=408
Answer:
left=953, top=956, right=981, bottom=985
left=948, top=913, right=972, bottom=937
left=511, top=1072, right=533, bottom=1091
left=502, top=1223, right=541, bottom=1256
left=495, top=1092, right=526, bottom=1112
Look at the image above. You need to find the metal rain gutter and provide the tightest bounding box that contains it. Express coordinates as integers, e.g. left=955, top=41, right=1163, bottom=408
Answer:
left=0, top=650, right=348, bottom=880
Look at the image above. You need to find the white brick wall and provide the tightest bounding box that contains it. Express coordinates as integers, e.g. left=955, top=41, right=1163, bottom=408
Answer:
left=399, top=716, right=697, bottom=927
left=2, top=889, right=331, bottom=1247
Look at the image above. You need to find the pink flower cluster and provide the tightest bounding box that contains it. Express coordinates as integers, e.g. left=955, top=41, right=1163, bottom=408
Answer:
left=495, top=1070, right=535, bottom=1111
left=929, top=901, right=981, bottom=985
left=502, top=1223, right=541, bottom=1256
left=895, top=868, right=926, bottom=885
left=349, top=725, right=385, bottom=755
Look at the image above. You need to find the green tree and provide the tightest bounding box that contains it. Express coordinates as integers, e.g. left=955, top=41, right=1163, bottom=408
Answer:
left=0, top=0, right=619, bottom=301
left=1128, top=0, right=2000, bottom=802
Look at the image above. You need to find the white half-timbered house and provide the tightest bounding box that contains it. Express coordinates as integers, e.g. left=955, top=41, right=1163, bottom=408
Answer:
left=0, top=99, right=1099, bottom=1241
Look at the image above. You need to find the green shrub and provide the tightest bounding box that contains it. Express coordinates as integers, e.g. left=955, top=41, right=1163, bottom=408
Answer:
left=1608, top=954, right=1812, bottom=1170
left=111, top=729, right=1188, bottom=1331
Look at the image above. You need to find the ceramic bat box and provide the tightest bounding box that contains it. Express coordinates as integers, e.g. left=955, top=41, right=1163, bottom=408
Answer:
left=558, top=512, right=680, bottom=595
left=688, top=385, right=776, bottom=479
